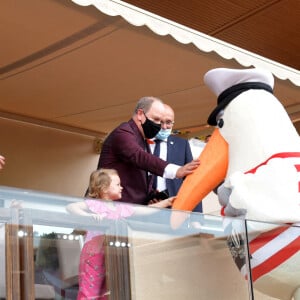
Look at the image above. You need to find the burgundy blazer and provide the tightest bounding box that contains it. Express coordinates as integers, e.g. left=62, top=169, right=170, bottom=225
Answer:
left=97, top=119, right=168, bottom=205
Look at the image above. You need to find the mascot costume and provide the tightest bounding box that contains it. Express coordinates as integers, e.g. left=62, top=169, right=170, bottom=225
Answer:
left=172, top=68, right=300, bottom=300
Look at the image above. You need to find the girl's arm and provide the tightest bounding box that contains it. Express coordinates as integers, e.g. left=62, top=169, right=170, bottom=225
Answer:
left=66, top=201, right=105, bottom=221
left=66, top=201, right=91, bottom=216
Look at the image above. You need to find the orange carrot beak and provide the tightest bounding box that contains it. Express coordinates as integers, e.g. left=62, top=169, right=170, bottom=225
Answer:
left=170, top=128, right=228, bottom=228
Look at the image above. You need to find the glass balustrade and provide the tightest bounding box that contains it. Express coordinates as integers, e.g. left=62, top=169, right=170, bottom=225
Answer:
left=1, top=185, right=299, bottom=300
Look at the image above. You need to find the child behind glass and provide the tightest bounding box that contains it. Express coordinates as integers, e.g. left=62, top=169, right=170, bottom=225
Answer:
left=66, top=168, right=174, bottom=300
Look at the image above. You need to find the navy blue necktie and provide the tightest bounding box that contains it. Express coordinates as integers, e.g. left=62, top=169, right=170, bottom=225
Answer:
left=152, top=139, right=161, bottom=190
left=153, top=139, right=161, bottom=157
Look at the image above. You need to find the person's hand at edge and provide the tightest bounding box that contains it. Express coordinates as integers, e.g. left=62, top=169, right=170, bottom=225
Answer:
left=0, top=155, right=5, bottom=170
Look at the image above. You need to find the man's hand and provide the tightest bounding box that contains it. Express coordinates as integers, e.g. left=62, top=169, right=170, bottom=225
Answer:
left=176, top=159, right=200, bottom=178
left=149, top=196, right=175, bottom=208
left=0, top=155, right=5, bottom=170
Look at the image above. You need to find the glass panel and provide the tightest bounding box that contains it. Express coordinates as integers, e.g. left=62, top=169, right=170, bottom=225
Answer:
left=33, top=225, right=81, bottom=299
left=0, top=186, right=253, bottom=299
left=0, top=223, right=6, bottom=299
left=246, top=219, right=300, bottom=300
left=126, top=211, right=251, bottom=300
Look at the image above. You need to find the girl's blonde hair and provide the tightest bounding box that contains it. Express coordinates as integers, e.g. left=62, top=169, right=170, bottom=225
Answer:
left=87, top=169, right=118, bottom=199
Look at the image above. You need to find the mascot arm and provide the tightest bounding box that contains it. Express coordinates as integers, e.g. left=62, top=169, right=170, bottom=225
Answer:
left=218, top=183, right=247, bottom=217
left=227, top=159, right=300, bottom=224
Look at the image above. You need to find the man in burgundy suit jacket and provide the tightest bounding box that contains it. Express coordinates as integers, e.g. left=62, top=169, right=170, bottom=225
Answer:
left=97, top=96, right=199, bottom=205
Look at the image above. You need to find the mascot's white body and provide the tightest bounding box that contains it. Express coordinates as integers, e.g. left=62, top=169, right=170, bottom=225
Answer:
left=220, top=90, right=300, bottom=224
left=177, top=68, right=300, bottom=300
left=216, top=84, right=300, bottom=300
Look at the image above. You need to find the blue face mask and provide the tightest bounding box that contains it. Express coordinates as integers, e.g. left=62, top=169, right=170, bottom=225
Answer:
left=155, top=128, right=172, bottom=141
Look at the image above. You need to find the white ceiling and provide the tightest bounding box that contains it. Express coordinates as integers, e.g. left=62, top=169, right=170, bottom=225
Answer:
left=1, top=0, right=299, bottom=139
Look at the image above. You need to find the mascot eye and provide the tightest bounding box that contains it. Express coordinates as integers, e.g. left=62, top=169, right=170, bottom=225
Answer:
left=217, top=118, right=224, bottom=128
left=216, top=110, right=224, bottom=128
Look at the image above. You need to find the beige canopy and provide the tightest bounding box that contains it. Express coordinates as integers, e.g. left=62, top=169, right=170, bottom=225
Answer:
left=1, top=0, right=299, bottom=139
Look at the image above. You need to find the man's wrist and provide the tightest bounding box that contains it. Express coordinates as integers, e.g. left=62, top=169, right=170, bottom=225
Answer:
left=163, top=163, right=180, bottom=179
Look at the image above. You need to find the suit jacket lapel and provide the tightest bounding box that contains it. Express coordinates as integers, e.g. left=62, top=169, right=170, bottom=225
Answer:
left=167, top=136, right=175, bottom=161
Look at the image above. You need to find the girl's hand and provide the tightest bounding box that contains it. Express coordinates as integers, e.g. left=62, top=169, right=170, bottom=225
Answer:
left=91, top=213, right=106, bottom=222
left=148, top=198, right=160, bottom=205
left=9, top=199, right=23, bottom=209
left=152, top=197, right=175, bottom=208
left=165, top=196, right=175, bottom=207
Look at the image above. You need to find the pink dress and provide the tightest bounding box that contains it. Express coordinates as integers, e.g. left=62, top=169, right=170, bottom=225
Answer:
left=77, top=200, right=134, bottom=300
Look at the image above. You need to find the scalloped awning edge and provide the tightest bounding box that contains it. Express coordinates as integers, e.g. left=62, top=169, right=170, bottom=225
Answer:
left=72, top=0, right=300, bottom=86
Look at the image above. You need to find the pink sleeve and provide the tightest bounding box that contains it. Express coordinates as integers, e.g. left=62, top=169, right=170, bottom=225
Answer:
left=118, top=204, right=134, bottom=218
left=85, top=199, right=105, bottom=214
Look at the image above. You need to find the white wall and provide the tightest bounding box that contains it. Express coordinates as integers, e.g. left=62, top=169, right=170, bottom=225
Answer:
left=0, top=118, right=100, bottom=198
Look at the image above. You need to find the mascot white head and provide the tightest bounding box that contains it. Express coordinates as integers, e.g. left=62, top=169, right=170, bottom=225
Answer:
left=172, top=67, right=300, bottom=299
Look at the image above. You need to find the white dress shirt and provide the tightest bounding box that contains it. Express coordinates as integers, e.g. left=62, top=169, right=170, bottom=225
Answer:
left=150, top=139, right=168, bottom=191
